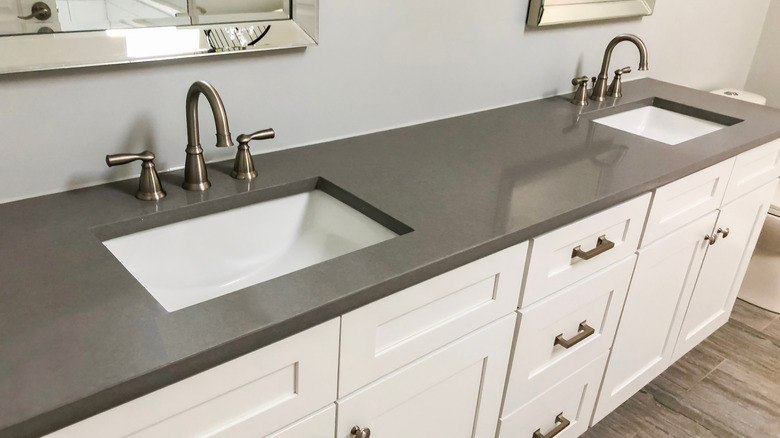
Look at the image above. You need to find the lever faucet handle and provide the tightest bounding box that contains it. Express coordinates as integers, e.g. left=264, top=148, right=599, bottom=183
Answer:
left=106, top=151, right=167, bottom=201
left=232, top=128, right=275, bottom=180
left=607, top=66, right=631, bottom=98
left=570, top=76, right=590, bottom=106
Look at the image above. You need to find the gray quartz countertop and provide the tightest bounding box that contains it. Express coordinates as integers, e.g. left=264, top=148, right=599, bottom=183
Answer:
left=3, top=79, right=780, bottom=437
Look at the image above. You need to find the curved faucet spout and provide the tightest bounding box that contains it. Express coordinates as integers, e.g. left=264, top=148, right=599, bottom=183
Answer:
left=182, top=81, right=234, bottom=191
left=591, top=34, right=649, bottom=101
left=186, top=81, right=234, bottom=149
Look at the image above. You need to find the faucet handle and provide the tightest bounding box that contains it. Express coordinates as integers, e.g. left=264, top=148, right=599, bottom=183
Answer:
left=106, top=151, right=167, bottom=201
left=571, top=76, right=590, bottom=106
left=614, top=66, right=632, bottom=76
left=232, top=128, right=275, bottom=180
left=572, top=76, right=589, bottom=86
left=607, top=66, right=632, bottom=98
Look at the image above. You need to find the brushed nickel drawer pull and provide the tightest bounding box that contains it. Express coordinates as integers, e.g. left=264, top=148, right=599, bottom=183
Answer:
left=572, top=235, right=615, bottom=260
left=533, top=413, right=571, bottom=438
left=554, top=321, right=595, bottom=349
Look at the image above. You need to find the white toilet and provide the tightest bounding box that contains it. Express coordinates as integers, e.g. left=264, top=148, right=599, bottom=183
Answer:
left=713, top=88, right=780, bottom=313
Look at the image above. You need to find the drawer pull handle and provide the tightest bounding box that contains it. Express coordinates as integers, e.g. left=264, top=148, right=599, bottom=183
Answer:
left=554, top=321, right=595, bottom=349
left=351, top=426, right=371, bottom=438
left=533, top=413, right=571, bottom=438
left=572, top=235, right=615, bottom=260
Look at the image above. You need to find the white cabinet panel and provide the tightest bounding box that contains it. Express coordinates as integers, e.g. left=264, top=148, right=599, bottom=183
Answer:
left=337, top=315, right=515, bottom=438
left=339, top=243, right=526, bottom=396
left=503, top=256, right=635, bottom=414
left=642, top=159, right=734, bottom=246
left=593, top=212, right=717, bottom=424
left=522, top=194, right=650, bottom=307
left=722, top=139, right=780, bottom=205
left=266, top=405, right=335, bottom=438
left=498, top=352, right=609, bottom=438
left=47, top=319, right=340, bottom=438
left=674, top=180, right=778, bottom=360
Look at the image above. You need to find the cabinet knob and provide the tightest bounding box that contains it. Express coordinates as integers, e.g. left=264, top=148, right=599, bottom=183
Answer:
left=351, top=426, right=371, bottom=438
left=18, top=2, right=51, bottom=20
left=704, top=233, right=718, bottom=245
left=718, top=227, right=730, bottom=238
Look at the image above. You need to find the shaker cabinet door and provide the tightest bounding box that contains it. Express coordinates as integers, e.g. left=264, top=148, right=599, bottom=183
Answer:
left=336, top=315, right=515, bottom=438
left=593, top=211, right=717, bottom=424
left=673, top=179, right=778, bottom=361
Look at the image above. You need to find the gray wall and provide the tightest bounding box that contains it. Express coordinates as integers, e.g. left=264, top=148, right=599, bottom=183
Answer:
left=0, top=0, right=771, bottom=203
left=747, top=0, right=780, bottom=108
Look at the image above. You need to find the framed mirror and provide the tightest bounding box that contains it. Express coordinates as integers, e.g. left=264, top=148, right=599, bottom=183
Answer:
left=527, top=0, right=655, bottom=27
left=0, top=0, right=318, bottom=74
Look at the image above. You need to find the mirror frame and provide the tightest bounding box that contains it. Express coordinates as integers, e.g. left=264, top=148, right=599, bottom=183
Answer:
left=0, top=0, right=318, bottom=75
left=527, top=0, right=655, bottom=27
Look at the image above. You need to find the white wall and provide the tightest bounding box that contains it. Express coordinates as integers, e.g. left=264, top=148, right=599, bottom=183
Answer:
left=747, top=0, right=780, bottom=108
left=0, top=0, right=771, bottom=203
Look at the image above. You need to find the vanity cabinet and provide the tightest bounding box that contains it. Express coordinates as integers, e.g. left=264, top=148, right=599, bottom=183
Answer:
left=593, top=212, right=717, bottom=422
left=594, top=145, right=780, bottom=424
left=42, top=139, right=780, bottom=438
left=673, top=179, right=778, bottom=360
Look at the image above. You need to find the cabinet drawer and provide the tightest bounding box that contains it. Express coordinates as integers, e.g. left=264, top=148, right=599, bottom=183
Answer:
left=47, top=319, right=340, bottom=438
left=502, top=256, right=635, bottom=415
left=339, top=242, right=527, bottom=396
left=498, top=352, right=609, bottom=438
left=267, top=405, right=335, bottom=438
left=642, top=159, right=734, bottom=246
left=522, top=194, right=650, bottom=307
left=337, top=315, right=515, bottom=438
left=723, top=139, right=780, bottom=205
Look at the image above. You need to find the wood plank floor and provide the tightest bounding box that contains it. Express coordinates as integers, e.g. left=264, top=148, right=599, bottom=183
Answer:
left=583, top=299, right=780, bottom=438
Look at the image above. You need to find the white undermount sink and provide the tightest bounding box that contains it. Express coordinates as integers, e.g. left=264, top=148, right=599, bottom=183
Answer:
left=594, top=105, right=727, bottom=145
left=103, top=188, right=403, bottom=312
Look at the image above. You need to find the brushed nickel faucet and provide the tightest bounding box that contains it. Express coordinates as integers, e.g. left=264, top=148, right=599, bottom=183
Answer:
left=183, top=81, right=235, bottom=191
left=591, top=34, right=648, bottom=102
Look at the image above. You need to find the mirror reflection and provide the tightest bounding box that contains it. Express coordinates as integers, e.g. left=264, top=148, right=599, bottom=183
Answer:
left=1, top=0, right=287, bottom=36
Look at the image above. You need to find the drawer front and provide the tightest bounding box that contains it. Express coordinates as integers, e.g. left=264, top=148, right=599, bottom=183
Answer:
left=502, top=256, right=635, bottom=415
left=522, top=194, right=650, bottom=307
left=339, top=242, right=527, bottom=396
left=498, top=352, right=609, bottom=438
left=47, top=319, right=340, bottom=438
left=266, top=405, right=335, bottom=438
left=642, top=158, right=734, bottom=246
left=337, top=315, right=515, bottom=438
left=723, top=139, right=780, bottom=205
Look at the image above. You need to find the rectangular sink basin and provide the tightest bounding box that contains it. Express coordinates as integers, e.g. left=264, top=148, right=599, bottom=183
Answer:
left=102, top=181, right=410, bottom=312
left=593, top=100, right=739, bottom=145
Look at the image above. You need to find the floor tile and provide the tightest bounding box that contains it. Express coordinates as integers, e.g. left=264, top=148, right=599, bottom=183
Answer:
left=656, top=344, right=725, bottom=396
left=729, top=298, right=779, bottom=331
left=762, top=316, right=780, bottom=340
left=700, top=319, right=780, bottom=381
left=674, top=360, right=780, bottom=438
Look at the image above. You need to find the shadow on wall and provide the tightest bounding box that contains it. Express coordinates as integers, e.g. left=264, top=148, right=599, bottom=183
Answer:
left=66, top=116, right=159, bottom=191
